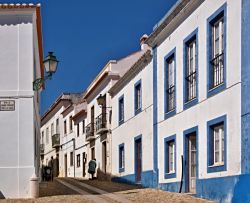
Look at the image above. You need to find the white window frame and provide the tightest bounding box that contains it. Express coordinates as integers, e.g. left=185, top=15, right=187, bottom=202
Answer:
left=213, top=124, right=224, bottom=166
left=168, top=141, right=175, bottom=173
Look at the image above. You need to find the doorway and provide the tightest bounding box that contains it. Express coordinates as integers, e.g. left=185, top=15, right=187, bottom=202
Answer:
left=135, top=137, right=142, bottom=183
left=102, top=141, right=107, bottom=173
left=187, top=135, right=196, bottom=193
left=82, top=152, right=86, bottom=177
left=64, top=154, right=67, bottom=177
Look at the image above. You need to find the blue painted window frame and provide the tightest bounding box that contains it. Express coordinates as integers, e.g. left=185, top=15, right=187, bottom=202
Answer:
left=207, top=3, right=227, bottom=97
left=164, top=48, right=176, bottom=119
left=119, top=143, right=125, bottom=172
left=164, top=135, right=176, bottom=179
left=183, top=28, right=199, bottom=110
left=118, top=94, right=124, bottom=125
left=134, top=79, right=142, bottom=115
left=183, top=126, right=199, bottom=192
left=207, top=115, right=227, bottom=173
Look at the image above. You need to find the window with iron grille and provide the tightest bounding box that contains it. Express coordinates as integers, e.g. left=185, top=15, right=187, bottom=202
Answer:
left=207, top=4, right=226, bottom=97
left=166, top=55, right=175, bottom=113
left=211, top=16, right=224, bottom=88
left=185, top=38, right=197, bottom=102
left=46, top=127, right=49, bottom=144
left=118, top=95, right=124, bottom=124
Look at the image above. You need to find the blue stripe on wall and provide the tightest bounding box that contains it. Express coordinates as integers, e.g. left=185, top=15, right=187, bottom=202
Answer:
left=241, top=0, right=250, bottom=174
left=152, top=47, right=159, bottom=187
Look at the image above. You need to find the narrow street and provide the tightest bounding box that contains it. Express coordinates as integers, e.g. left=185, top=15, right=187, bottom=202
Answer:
left=0, top=178, right=214, bottom=203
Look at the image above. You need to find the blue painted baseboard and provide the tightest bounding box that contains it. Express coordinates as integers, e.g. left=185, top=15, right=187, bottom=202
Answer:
left=112, top=170, right=154, bottom=188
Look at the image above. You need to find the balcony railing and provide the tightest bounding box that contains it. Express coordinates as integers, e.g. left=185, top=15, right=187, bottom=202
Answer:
left=40, top=144, right=44, bottom=155
left=52, top=133, right=60, bottom=148
left=95, top=113, right=108, bottom=134
left=86, top=122, right=95, bottom=141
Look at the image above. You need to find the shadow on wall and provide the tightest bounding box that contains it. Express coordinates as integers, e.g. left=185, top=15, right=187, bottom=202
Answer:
left=0, top=191, right=5, bottom=199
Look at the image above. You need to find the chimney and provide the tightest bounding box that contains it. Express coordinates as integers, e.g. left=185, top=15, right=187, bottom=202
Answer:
left=140, top=34, right=149, bottom=50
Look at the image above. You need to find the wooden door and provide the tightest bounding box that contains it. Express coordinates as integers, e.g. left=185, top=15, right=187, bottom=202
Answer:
left=135, top=138, right=142, bottom=183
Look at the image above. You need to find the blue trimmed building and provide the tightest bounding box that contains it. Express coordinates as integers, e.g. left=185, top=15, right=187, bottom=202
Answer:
left=110, top=0, right=250, bottom=202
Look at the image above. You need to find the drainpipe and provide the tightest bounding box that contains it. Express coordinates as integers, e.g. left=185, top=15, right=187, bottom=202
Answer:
left=179, top=155, right=184, bottom=193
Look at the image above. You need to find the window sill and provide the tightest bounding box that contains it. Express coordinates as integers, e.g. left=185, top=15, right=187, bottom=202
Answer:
left=184, top=97, right=198, bottom=110
left=207, top=163, right=226, bottom=173
left=119, top=168, right=125, bottom=173
left=165, top=109, right=176, bottom=120
left=119, top=120, right=124, bottom=126
left=164, top=171, right=176, bottom=179
left=135, top=108, right=142, bottom=116
left=207, top=82, right=225, bottom=98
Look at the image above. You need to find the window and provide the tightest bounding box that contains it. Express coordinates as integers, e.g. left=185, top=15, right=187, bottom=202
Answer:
left=46, top=127, right=49, bottom=144
left=82, top=120, right=85, bottom=134
left=207, top=115, right=227, bottom=173
left=134, top=80, right=142, bottom=115
left=41, top=131, right=44, bottom=144
left=164, top=135, right=176, bottom=179
left=76, top=154, right=80, bottom=167
left=64, top=120, right=67, bottom=135
left=56, top=118, right=59, bottom=134
left=69, top=116, right=73, bottom=132
left=165, top=48, right=176, bottom=119
left=70, top=151, right=73, bottom=166
left=118, top=95, right=124, bottom=124
left=207, top=4, right=226, bottom=97
left=184, top=29, right=198, bottom=109
left=77, top=123, right=79, bottom=137
left=119, top=144, right=125, bottom=172
left=51, top=123, right=54, bottom=135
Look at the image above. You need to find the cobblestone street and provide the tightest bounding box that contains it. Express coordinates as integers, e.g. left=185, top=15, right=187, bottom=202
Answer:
left=0, top=178, right=214, bottom=203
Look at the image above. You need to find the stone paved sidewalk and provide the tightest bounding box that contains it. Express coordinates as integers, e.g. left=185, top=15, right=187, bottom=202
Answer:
left=0, top=178, right=214, bottom=203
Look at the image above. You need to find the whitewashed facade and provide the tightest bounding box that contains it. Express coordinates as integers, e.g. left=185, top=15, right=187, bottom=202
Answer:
left=83, top=46, right=148, bottom=179
left=144, top=0, right=250, bottom=202
left=109, top=49, right=154, bottom=186
left=0, top=4, right=43, bottom=198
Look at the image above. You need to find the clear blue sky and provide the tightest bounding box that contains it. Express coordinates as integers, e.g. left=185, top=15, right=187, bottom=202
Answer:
left=2, top=0, right=177, bottom=115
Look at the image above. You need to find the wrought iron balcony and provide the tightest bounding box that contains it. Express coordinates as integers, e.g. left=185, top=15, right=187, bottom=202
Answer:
left=40, top=144, right=44, bottom=155
left=96, top=112, right=109, bottom=135
left=52, top=133, right=60, bottom=148
left=210, top=53, right=224, bottom=89
left=86, top=122, right=95, bottom=141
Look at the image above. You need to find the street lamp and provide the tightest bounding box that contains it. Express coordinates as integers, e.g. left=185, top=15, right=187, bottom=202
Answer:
left=97, top=94, right=112, bottom=109
left=33, top=52, right=59, bottom=91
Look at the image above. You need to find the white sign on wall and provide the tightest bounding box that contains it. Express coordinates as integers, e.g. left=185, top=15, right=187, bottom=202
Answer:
left=0, top=100, right=15, bottom=111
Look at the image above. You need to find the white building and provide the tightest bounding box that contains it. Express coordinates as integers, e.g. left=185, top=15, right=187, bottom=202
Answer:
left=83, top=42, right=148, bottom=179
left=40, top=93, right=83, bottom=178
left=144, top=0, right=250, bottom=202
left=0, top=4, right=43, bottom=198
left=109, top=48, right=154, bottom=186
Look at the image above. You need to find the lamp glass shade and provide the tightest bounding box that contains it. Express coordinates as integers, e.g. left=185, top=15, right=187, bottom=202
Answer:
left=43, top=52, right=58, bottom=74
left=97, top=94, right=105, bottom=106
